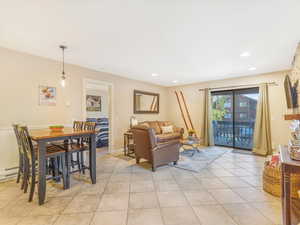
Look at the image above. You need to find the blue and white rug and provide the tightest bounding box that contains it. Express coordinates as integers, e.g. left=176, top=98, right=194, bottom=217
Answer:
left=173, top=147, right=227, bottom=172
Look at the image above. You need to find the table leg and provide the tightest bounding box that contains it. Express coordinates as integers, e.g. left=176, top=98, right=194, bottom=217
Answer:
left=283, top=170, right=291, bottom=225
left=62, top=139, right=71, bottom=189
left=281, top=168, right=285, bottom=223
left=38, top=141, right=46, bottom=205
left=89, top=133, right=96, bottom=184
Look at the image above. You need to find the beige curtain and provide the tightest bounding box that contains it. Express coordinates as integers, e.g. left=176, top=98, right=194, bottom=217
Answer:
left=201, top=88, right=214, bottom=146
left=253, top=84, right=272, bottom=155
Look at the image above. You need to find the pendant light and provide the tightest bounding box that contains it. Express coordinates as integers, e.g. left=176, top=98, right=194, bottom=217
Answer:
left=59, top=45, right=67, bottom=87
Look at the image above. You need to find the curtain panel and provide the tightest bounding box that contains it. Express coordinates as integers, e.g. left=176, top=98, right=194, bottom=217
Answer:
left=201, top=88, right=214, bottom=146
left=253, top=84, right=272, bottom=155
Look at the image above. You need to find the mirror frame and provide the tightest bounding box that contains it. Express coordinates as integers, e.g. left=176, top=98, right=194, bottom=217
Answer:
left=133, top=90, right=160, bottom=114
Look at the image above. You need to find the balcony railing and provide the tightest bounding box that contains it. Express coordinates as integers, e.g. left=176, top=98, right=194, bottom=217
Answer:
left=212, top=120, right=255, bottom=149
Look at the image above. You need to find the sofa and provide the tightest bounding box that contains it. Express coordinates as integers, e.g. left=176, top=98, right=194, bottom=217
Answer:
left=138, top=121, right=184, bottom=143
left=131, top=121, right=183, bottom=171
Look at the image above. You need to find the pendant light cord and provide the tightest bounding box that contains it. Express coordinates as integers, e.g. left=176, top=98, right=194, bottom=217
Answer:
left=62, top=47, right=65, bottom=75
left=60, top=45, right=67, bottom=77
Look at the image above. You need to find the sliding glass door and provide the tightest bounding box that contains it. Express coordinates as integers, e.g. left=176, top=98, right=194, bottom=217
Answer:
left=211, top=88, right=259, bottom=150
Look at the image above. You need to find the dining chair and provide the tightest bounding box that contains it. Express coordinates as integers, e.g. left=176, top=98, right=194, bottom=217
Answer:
left=54, top=121, right=96, bottom=175
left=18, top=126, right=68, bottom=202
left=12, top=124, right=25, bottom=189
left=79, top=121, right=97, bottom=174
left=73, top=121, right=84, bottom=130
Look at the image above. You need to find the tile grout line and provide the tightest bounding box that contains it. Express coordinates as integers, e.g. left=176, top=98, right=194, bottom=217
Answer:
left=215, top=152, right=276, bottom=225
left=210, top=153, right=245, bottom=225
left=170, top=168, right=204, bottom=225
left=153, top=170, right=168, bottom=225
left=88, top=162, right=114, bottom=225
left=125, top=169, right=133, bottom=225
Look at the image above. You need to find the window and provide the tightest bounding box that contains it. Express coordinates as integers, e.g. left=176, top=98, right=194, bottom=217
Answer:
left=224, top=113, right=232, bottom=119
left=224, top=102, right=231, bottom=108
left=239, top=113, right=247, bottom=119
left=239, top=101, right=248, bottom=107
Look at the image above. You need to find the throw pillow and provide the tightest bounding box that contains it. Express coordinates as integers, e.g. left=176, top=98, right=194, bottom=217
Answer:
left=161, top=125, right=174, bottom=134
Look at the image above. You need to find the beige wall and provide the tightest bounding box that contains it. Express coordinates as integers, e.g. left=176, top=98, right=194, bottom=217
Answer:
left=167, top=71, right=291, bottom=150
left=0, top=46, right=292, bottom=175
left=0, top=47, right=168, bottom=172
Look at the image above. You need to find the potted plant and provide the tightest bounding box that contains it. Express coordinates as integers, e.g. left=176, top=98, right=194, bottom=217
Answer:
left=188, top=129, right=196, bottom=138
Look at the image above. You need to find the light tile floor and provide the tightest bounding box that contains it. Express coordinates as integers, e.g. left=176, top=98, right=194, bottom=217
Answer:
left=0, top=147, right=282, bottom=225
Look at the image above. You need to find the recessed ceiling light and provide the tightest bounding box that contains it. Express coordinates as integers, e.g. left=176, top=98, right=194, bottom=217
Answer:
left=248, top=67, right=256, bottom=71
left=152, top=73, right=158, bottom=77
left=172, top=80, right=178, bottom=83
left=240, top=52, right=251, bottom=57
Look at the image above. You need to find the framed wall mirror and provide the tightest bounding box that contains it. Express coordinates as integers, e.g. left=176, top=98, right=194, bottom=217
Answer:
left=134, top=90, right=159, bottom=114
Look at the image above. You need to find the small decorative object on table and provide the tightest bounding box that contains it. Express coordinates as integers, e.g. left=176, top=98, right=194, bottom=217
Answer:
left=49, top=125, right=64, bottom=132
left=289, top=144, right=300, bottom=161
left=188, top=129, right=196, bottom=137
left=289, top=120, right=300, bottom=160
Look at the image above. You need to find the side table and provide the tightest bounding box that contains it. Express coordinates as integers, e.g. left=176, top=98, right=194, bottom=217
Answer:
left=124, top=131, right=135, bottom=157
left=181, top=137, right=203, bottom=156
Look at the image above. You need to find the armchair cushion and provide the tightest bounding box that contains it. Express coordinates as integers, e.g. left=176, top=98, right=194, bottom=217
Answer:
left=153, top=139, right=180, bottom=151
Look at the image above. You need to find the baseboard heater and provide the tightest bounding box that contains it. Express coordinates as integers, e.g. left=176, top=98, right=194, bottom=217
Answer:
left=0, top=167, right=18, bottom=182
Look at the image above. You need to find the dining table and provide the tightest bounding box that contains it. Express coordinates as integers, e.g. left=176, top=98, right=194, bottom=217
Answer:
left=30, top=127, right=96, bottom=205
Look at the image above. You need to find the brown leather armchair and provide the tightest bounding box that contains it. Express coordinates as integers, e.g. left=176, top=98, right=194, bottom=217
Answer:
left=131, top=125, right=181, bottom=172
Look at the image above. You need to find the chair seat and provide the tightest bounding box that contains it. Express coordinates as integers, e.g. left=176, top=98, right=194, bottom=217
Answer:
left=51, top=143, right=88, bottom=152
left=33, top=145, right=66, bottom=157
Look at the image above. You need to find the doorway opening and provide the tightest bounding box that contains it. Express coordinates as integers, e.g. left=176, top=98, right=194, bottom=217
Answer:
left=83, top=79, right=113, bottom=153
left=211, top=87, right=259, bottom=150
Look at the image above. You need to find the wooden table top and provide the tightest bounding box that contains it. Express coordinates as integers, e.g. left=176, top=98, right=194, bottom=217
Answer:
left=280, top=145, right=300, bottom=167
left=30, top=127, right=95, bottom=141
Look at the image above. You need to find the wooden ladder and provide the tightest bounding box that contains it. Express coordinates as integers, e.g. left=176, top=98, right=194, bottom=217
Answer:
left=175, top=90, right=197, bottom=138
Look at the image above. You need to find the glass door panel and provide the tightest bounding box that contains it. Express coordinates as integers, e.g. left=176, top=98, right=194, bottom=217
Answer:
left=233, top=88, right=259, bottom=149
left=211, top=91, right=233, bottom=147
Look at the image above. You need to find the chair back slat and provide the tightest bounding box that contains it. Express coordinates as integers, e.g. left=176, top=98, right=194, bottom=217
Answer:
left=82, top=122, right=96, bottom=143
left=12, top=124, right=23, bottom=154
left=84, top=122, right=96, bottom=131
left=73, top=121, right=84, bottom=130
left=19, top=126, right=36, bottom=162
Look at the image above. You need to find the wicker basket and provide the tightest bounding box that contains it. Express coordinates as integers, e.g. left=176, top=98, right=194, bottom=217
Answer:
left=263, top=165, right=300, bottom=198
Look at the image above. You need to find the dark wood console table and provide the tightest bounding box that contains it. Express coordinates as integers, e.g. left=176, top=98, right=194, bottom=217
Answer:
left=280, top=145, right=300, bottom=225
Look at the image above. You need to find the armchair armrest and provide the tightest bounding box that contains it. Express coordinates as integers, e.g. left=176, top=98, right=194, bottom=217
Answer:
left=153, top=139, right=180, bottom=151
left=148, top=127, right=158, bottom=148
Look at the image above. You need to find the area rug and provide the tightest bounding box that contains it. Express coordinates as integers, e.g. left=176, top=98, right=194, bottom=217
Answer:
left=173, top=147, right=227, bottom=172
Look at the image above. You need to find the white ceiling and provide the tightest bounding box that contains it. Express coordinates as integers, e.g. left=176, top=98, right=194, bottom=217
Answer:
left=1, top=0, right=300, bottom=86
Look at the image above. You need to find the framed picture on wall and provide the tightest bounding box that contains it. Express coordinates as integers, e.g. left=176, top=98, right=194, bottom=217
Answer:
left=86, top=95, right=101, bottom=111
left=39, top=85, right=56, bottom=106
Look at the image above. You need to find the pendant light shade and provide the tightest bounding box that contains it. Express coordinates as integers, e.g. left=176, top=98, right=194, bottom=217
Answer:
left=59, top=45, right=67, bottom=87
